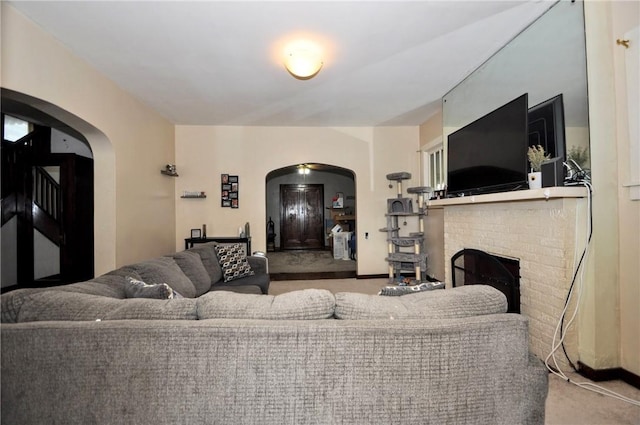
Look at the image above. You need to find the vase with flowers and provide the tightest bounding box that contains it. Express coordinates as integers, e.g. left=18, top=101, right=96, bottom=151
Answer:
left=527, top=145, right=550, bottom=189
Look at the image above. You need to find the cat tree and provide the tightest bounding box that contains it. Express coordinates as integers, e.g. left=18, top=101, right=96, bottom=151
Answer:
left=380, top=172, right=432, bottom=284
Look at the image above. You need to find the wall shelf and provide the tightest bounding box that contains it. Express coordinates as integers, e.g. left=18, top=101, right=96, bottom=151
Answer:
left=181, top=191, right=206, bottom=199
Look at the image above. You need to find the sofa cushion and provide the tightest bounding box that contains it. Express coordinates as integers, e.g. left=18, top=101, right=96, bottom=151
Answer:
left=1, top=274, right=130, bottom=323
left=210, top=272, right=270, bottom=295
left=1, top=288, right=51, bottom=323
left=209, top=285, right=263, bottom=294
left=187, top=243, right=223, bottom=284
left=128, top=257, right=197, bottom=298
left=16, top=291, right=198, bottom=322
left=125, top=277, right=181, bottom=299
left=214, top=244, right=254, bottom=282
left=45, top=273, right=130, bottom=299
left=334, top=285, right=508, bottom=320
left=170, top=250, right=212, bottom=296
left=246, top=255, right=268, bottom=276
left=197, top=289, right=335, bottom=320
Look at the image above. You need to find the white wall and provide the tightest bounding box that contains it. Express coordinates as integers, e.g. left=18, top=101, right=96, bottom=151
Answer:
left=51, top=128, right=93, bottom=158
left=611, top=0, right=640, bottom=377
left=175, top=126, right=421, bottom=276
left=2, top=3, right=176, bottom=273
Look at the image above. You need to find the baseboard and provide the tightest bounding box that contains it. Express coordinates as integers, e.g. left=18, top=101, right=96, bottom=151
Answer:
left=355, top=274, right=388, bottom=279
left=355, top=273, right=444, bottom=281
left=577, top=361, right=640, bottom=389
left=619, top=368, right=640, bottom=389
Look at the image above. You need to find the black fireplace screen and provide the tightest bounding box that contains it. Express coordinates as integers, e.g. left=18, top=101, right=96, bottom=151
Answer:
left=451, top=249, right=520, bottom=313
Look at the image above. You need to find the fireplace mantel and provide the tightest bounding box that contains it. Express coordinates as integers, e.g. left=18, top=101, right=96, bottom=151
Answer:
left=427, top=186, right=588, bottom=208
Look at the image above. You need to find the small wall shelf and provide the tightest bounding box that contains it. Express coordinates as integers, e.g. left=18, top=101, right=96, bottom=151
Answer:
left=181, top=191, right=206, bottom=199
left=181, top=194, right=206, bottom=199
left=161, top=164, right=179, bottom=177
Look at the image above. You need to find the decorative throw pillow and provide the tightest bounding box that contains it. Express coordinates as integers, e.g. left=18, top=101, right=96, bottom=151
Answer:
left=124, top=276, right=182, bottom=299
left=214, top=243, right=255, bottom=282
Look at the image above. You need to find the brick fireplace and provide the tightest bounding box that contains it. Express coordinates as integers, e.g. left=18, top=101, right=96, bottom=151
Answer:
left=430, top=187, right=588, bottom=370
left=451, top=248, right=520, bottom=314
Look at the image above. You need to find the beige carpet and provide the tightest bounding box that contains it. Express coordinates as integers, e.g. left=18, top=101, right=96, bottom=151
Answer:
left=269, top=278, right=384, bottom=296
left=269, top=278, right=640, bottom=424
left=267, top=250, right=357, bottom=274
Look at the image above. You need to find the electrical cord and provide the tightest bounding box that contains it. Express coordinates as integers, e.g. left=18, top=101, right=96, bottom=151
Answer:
left=546, top=181, right=590, bottom=373
left=544, top=180, right=640, bottom=407
left=559, top=180, right=593, bottom=371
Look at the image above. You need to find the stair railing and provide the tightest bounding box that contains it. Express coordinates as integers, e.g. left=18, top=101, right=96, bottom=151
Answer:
left=33, top=166, right=61, bottom=221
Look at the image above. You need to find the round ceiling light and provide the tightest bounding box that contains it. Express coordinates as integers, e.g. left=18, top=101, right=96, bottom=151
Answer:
left=283, top=40, right=323, bottom=80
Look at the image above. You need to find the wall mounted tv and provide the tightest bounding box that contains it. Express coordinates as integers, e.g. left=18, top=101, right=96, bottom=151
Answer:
left=527, top=94, right=566, bottom=161
left=447, top=93, right=529, bottom=196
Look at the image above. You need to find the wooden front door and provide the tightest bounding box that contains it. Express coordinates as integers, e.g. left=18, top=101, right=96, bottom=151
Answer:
left=280, top=184, right=324, bottom=250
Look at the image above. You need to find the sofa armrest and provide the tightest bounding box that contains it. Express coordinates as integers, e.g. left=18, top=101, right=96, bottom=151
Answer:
left=247, top=256, right=268, bottom=275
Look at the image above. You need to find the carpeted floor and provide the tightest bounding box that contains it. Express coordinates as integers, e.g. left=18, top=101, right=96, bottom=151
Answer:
left=269, top=278, right=640, bottom=424
left=267, top=250, right=356, bottom=274
left=269, top=277, right=384, bottom=296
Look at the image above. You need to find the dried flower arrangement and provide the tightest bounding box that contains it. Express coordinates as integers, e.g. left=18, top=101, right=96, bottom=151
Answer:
left=527, top=145, right=550, bottom=172
left=567, top=145, right=589, bottom=169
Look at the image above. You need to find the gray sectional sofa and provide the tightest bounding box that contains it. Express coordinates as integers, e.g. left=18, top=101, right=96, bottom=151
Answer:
left=1, top=242, right=548, bottom=425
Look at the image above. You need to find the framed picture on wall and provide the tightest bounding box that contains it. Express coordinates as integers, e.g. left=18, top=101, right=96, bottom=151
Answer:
left=221, top=174, right=239, bottom=208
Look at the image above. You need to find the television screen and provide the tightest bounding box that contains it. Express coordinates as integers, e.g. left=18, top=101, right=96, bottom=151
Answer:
left=528, top=94, right=566, bottom=161
left=447, top=93, right=529, bottom=196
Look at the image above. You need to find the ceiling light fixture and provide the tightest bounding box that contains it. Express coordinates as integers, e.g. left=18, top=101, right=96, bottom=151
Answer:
left=298, top=164, right=311, bottom=175
left=284, top=40, right=323, bottom=80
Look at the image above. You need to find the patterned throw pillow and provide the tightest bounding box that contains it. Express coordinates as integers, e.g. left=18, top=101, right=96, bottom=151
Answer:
left=214, top=243, right=255, bottom=282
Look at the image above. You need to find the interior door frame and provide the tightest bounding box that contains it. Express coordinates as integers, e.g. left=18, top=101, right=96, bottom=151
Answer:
left=279, top=183, right=324, bottom=250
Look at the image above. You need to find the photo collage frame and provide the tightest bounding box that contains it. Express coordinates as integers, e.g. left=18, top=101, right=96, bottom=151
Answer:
left=221, top=174, right=239, bottom=208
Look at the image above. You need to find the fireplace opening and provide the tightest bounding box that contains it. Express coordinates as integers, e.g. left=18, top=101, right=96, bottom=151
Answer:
left=451, top=249, right=520, bottom=313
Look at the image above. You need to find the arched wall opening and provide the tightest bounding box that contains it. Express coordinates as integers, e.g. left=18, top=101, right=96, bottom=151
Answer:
left=2, top=89, right=116, bottom=276
left=265, top=162, right=356, bottom=256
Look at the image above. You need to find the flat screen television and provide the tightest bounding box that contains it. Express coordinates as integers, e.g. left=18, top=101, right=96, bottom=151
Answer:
left=447, top=93, right=529, bottom=196
left=527, top=94, right=566, bottom=161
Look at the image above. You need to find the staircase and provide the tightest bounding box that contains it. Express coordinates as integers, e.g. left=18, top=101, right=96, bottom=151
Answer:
left=2, top=129, right=65, bottom=288
left=32, top=166, right=62, bottom=246
left=2, top=139, right=62, bottom=246
left=2, top=115, right=94, bottom=289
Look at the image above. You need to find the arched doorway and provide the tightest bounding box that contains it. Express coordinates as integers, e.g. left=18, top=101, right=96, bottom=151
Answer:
left=1, top=89, right=114, bottom=290
left=265, top=163, right=357, bottom=279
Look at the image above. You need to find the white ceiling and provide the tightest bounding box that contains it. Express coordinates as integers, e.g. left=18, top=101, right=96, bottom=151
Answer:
left=7, top=1, right=555, bottom=127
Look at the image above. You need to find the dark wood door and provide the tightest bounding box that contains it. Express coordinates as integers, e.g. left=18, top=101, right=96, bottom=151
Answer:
left=280, top=184, right=324, bottom=250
